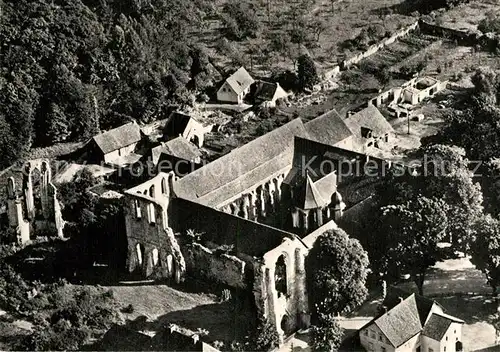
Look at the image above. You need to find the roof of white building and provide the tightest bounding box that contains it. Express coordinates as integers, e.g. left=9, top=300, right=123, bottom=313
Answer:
left=225, top=67, right=255, bottom=95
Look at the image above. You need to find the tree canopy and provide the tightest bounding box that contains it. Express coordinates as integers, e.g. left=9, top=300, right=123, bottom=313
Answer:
left=306, top=228, right=369, bottom=316
left=469, top=215, right=500, bottom=296
left=0, top=0, right=214, bottom=168
left=373, top=196, right=447, bottom=295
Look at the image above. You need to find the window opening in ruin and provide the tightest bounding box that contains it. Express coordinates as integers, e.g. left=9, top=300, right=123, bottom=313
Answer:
left=152, top=248, right=159, bottom=266
left=275, top=255, right=287, bottom=297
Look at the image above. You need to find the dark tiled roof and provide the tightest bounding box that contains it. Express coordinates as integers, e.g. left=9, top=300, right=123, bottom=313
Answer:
left=226, top=67, right=254, bottom=95
left=305, top=109, right=353, bottom=146
left=344, top=105, right=394, bottom=138
left=92, top=122, right=141, bottom=154
left=254, top=81, right=278, bottom=102
left=165, top=112, right=192, bottom=137
left=162, top=137, right=201, bottom=161
left=374, top=294, right=422, bottom=348
left=173, top=118, right=308, bottom=207
left=422, top=314, right=453, bottom=341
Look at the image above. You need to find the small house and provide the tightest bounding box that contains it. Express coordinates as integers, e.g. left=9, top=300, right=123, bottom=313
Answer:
left=216, top=67, right=255, bottom=104
left=359, top=289, right=464, bottom=352
left=164, top=112, right=213, bottom=148
left=252, top=81, right=289, bottom=107
left=344, top=105, right=394, bottom=148
left=86, top=122, right=142, bottom=166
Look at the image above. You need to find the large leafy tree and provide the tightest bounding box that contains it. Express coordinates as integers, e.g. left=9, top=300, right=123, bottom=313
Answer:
left=378, top=144, right=483, bottom=248
left=374, top=197, right=447, bottom=295
left=297, top=54, right=319, bottom=91
left=311, top=309, right=343, bottom=352
left=469, top=215, right=500, bottom=296
left=307, top=228, right=369, bottom=316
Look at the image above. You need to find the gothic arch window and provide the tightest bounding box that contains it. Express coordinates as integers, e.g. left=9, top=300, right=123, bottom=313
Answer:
left=134, top=199, right=142, bottom=219
left=149, top=185, right=155, bottom=199
left=275, top=254, right=287, bottom=297
left=136, top=243, right=144, bottom=266
left=166, top=254, right=173, bottom=277
left=148, top=203, right=156, bottom=224
left=161, top=177, right=168, bottom=195
left=152, top=248, right=159, bottom=266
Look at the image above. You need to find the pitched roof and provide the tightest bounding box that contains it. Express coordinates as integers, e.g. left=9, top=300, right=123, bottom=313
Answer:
left=173, top=118, right=308, bottom=207
left=422, top=314, right=454, bottom=341
left=225, top=67, right=255, bottom=95
left=295, top=172, right=329, bottom=210
left=254, top=81, right=287, bottom=102
left=314, top=172, right=338, bottom=202
left=344, top=105, right=394, bottom=138
left=164, top=112, right=192, bottom=137
left=162, top=137, right=202, bottom=161
left=383, top=287, right=436, bottom=326
left=305, top=109, right=353, bottom=146
left=374, top=294, right=422, bottom=348
left=92, top=122, right=141, bottom=155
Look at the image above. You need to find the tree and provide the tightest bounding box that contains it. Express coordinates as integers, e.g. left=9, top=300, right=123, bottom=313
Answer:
left=45, top=103, right=70, bottom=144
left=375, top=197, right=447, bottom=295
left=378, top=144, right=483, bottom=248
left=311, top=309, right=343, bottom=352
left=250, top=317, right=279, bottom=352
left=270, top=32, right=291, bottom=62
left=297, top=54, right=319, bottom=91
left=469, top=215, right=500, bottom=296
left=307, top=228, right=369, bottom=316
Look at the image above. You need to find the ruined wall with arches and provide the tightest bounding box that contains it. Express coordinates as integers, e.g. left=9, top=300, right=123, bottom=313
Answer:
left=123, top=172, right=186, bottom=281
left=254, top=220, right=338, bottom=342
left=6, top=159, right=64, bottom=243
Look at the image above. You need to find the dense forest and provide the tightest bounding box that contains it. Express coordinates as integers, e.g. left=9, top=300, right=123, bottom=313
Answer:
left=0, top=0, right=216, bottom=168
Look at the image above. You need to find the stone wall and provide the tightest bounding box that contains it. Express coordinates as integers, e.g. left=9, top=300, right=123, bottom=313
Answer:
left=171, top=198, right=294, bottom=257
left=123, top=172, right=186, bottom=281
left=182, top=243, right=248, bottom=289
left=419, top=20, right=479, bottom=45
left=341, top=21, right=419, bottom=70
left=255, top=221, right=338, bottom=341
left=5, top=159, right=65, bottom=243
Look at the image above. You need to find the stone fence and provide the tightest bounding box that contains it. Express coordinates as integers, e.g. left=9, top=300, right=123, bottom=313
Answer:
left=322, top=20, right=420, bottom=81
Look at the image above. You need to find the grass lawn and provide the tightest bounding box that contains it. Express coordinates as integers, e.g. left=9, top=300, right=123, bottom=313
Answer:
left=108, top=284, right=253, bottom=344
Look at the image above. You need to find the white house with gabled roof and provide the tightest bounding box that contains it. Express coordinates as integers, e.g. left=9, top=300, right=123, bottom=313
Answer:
left=217, top=67, right=254, bottom=104
left=359, top=289, right=464, bottom=352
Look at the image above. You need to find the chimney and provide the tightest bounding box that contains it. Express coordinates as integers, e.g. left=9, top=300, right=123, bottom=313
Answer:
left=399, top=297, right=404, bottom=303
left=192, top=334, right=199, bottom=344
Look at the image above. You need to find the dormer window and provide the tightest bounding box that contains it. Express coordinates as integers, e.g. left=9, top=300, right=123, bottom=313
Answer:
left=361, top=127, right=373, bottom=139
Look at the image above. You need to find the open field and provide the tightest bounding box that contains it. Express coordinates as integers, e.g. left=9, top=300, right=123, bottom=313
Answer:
left=433, top=0, right=500, bottom=32
left=198, top=0, right=417, bottom=76
left=108, top=284, right=253, bottom=344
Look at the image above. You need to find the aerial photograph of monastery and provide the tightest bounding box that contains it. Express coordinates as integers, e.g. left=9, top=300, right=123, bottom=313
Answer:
left=3, top=0, right=500, bottom=351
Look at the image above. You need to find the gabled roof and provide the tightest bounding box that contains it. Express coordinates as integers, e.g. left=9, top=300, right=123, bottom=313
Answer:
left=295, top=172, right=328, bottom=210
left=305, top=109, right=353, bottom=146
left=374, top=294, right=422, bottom=348
left=344, top=105, right=394, bottom=138
left=422, top=313, right=462, bottom=341
left=225, top=67, right=254, bottom=95
left=383, top=286, right=437, bottom=326
left=164, top=112, right=192, bottom=137
left=254, top=81, right=287, bottom=102
left=162, top=137, right=202, bottom=161
left=173, top=118, right=308, bottom=207
left=92, top=122, right=141, bottom=155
